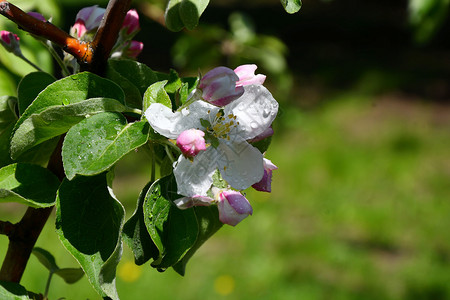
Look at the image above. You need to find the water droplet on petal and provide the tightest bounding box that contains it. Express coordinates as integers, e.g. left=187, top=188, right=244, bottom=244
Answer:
left=250, top=122, right=258, bottom=129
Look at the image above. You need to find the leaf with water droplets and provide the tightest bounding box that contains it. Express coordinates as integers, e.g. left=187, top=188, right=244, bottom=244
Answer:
left=62, top=112, right=149, bottom=180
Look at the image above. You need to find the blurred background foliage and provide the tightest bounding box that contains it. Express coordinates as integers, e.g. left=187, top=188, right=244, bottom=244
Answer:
left=1, top=0, right=450, bottom=299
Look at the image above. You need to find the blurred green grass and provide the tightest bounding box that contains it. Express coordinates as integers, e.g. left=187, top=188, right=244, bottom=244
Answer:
left=1, top=92, right=449, bottom=300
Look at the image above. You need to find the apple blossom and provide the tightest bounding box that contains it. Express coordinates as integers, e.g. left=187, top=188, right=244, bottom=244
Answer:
left=176, top=129, right=207, bottom=158
left=145, top=84, right=278, bottom=197
left=252, top=158, right=278, bottom=192
left=71, top=5, right=105, bottom=38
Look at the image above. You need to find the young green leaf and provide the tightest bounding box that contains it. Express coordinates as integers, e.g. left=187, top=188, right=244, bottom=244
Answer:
left=10, top=98, right=127, bottom=159
left=0, top=163, right=60, bottom=208
left=143, top=176, right=199, bottom=270
left=17, top=72, right=56, bottom=115
left=280, top=0, right=302, bottom=14
left=62, top=112, right=149, bottom=180
left=106, top=59, right=159, bottom=109
left=32, top=247, right=59, bottom=273
left=165, top=0, right=210, bottom=31
left=122, top=182, right=159, bottom=265
left=15, top=72, right=125, bottom=131
left=56, top=174, right=125, bottom=300
left=53, top=268, right=85, bottom=284
left=142, top=81, right=171, bottom=113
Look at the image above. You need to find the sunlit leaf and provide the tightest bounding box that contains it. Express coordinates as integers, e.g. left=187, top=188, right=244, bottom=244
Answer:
left=62, top=112, right=149, bottom=180
left=280, top=0, right=302, bottom=14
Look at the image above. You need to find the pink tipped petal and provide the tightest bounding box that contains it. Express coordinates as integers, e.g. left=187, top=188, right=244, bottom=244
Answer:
left=123, top=9, right=140, bottom=35
left=0, top=31, right=21, bottom=54
left=234, top=64, right=266, bottom=86
left=71, top=21, right=87, bottom=38
left=247, top=126, right=274, bottom=143
left=1, top=31, right=11, bottom=45
left=76, top=6, right=105, bottom=32
left=28, top=12, right=46, bottom=22
left=252, top=158, right=277, bottom=192
left=218, top=191, right=252, bottom=226
left=176, top=129, right=207, bottom=157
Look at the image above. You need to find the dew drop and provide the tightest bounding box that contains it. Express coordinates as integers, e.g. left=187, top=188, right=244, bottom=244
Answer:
left=250, top=122, right=258, bottom=129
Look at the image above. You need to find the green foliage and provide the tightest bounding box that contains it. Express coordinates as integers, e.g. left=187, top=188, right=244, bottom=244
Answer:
left=143, top=81, right=172, bottom=112
left=55, top=174, right=125, bottom=300
left=165, top=0, right=210, bottom=31
left=0, top=281, right=32, bottom=300
left=106, top=59, right=159, bottom=109
left=0, top=163, right=60, bottom=208
left=0, top=96, right=17, bottom=167
left=32, top=247, right=84, bottom=283
left=408, top=0, right=450, bottom=43
left=17, top=72, right=56, bottom=116
left=280, top=0, right=302, bottom=14
left=62, top=112, right=149, bottom=180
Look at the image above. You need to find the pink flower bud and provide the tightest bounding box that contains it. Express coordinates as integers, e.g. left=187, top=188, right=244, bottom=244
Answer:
left=234, top=64, right=266, bottom=86
left=0, top=31, right=21, bottom=55
left=125, top=40, right=144, bottom=58
left=122, top=9, right=140, bottom=35
left=252, top=158, right=277, bottom=192
left=176, top=129, right=207, bottom=158
left=218, top=190, right=252, bottom=226
left=28, top=12, right=46, bottom=22
left=198, top=67, right=244, bottom=106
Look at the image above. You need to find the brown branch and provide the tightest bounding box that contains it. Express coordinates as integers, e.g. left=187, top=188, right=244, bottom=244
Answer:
left=0, top=220, right=15, bottom=236
left=0, top=0, right=93, bottom=64
left=0, top=136, right=65, bottom=283
left=83, top=0, right=132, bottom=74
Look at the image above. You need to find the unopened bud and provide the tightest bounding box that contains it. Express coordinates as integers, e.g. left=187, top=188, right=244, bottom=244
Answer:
left=176, top=129, right=207, bottom=158
left=217, top=190, right=252, bottom=226
left=198, top=66, right=244, bottom=106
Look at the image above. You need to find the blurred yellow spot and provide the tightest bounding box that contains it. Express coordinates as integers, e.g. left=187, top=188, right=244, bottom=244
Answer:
left=118, top=260, right=142, bottom=282
left=214, top=275, right=235, bottom=296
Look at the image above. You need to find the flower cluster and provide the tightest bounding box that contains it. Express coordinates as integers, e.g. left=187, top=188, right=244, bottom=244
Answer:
left=145, top=65, right=278, bottom=226
left=65, top=6, right=143, bottom=71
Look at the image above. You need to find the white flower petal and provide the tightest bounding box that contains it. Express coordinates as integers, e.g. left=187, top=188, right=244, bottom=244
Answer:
left=226, top=85, right=279, bottom=140
left=173, top=148, right=217, bottom=196
left=144, top=101, right=219, bottom=139
left=216, top=138, right=264, bottom=190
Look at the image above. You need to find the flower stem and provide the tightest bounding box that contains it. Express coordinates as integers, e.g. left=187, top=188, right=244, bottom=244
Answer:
left=18, top=54, right=44, bottom=72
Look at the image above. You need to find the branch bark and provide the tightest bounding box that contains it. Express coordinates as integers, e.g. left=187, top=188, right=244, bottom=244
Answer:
left=0, top=0, right=93, bottom=64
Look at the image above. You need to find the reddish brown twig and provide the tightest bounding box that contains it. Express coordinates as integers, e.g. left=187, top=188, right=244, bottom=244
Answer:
left=84, top=0, right=132, bottom=74
left=0, top=0, right=93, bottom=64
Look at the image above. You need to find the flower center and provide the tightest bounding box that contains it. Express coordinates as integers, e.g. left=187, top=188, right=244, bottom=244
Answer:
left=208, top=110, right=239, bottom=141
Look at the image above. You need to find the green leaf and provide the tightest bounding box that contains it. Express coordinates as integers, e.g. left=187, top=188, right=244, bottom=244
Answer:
left=0, top=96, right=18, bottom=168
left=143, top=176, right=199, bottom=271
left=165, top=0, right=210, bottom=31
left=15, top=137, right=59, bottom=167
left=10, top=98, right=127, bottom=160
left=122, top=182, right=159, bottom=265
left=173, top=205, right=222, bottom=275
left=56, top=174, right=124, bottom=300
left=17, top=72, right=56, bottom=116
left=106, top=59, right=158, bottom=109
left=251, top=135, right=273, bottom=154
left=32, top=247, right=59, bottom=272
left=280, top=0, right=302, bottom=14
left=0, top=281, right=31, bottom=300
left=0, top=163, right=60, bottom=208
left=142, top=81, right=172, bottom=113
left=15, top=72, right=125, bottom=131
left=54, top=268, right=85, bottom=284
left=32, top=247, right=85, bottom=284
left=62, top=112, right=149, bottom=180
